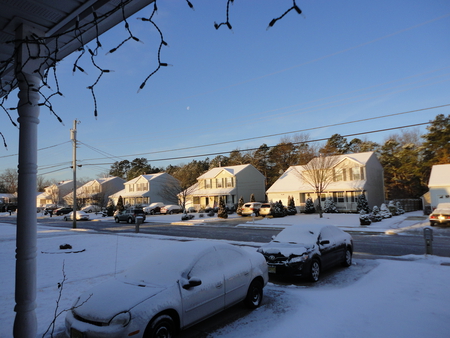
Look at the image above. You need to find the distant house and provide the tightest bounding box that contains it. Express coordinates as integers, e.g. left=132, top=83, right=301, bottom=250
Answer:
left=184, top=164, right=266, bottom=210
left=0, top=193, right=17, bottom=211
left=266, top=152, right=385, bottom=212
left=109, top=173, right=179, bottom=206
left=36, top=180, right=76, bottom=207
left=63, top=177, right=125, bottom=207
left=428, top=164, right=450, bottom=209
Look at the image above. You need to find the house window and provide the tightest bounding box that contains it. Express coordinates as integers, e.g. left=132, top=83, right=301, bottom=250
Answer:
left=299, top=193, right=306, bottom=203
left=351, top=167, right=365, bottom=180
left=226, top=177, right=233, bottom=188
left=205, top=180, right=212, bottom=189
left=128, top=185, right=134, bottom=192
left=333, top=192, right=344, bottom=203
left=216, top=178, right=223, bottom=188
left=193, top=197, right=200, bottom=204
left=334, top=169, right=343, bottom=181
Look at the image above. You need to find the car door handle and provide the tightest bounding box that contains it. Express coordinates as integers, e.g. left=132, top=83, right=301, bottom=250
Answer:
left=216, top=282, right=223, bottom=289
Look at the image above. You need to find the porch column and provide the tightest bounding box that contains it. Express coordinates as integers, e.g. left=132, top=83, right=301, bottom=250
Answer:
left=13, top=24, right=41, bottom=338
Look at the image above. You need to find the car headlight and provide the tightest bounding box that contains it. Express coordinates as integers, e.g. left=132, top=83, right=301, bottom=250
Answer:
left=110, top=311, right=131, bottom=327
left=289, top=255, right=308, bottom=264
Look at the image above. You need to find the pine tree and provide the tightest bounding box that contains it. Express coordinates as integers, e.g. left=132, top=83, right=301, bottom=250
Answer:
left=271, top=200, right=286, bottom=217
left=356, top=192, right=370, bottom=213
left=116, top=196, right=124, bottom=212
left=324, top=197, right=338, bottom=213
left=236, top=196, right=244, bottom=215
left=287, top=196, right=297, bottom=215
left=305, top=197, right=315, bottom=214
left=218, top=198, right=228, bottom=219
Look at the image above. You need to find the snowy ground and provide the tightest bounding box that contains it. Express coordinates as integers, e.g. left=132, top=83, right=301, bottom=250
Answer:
left=1, top=211, right=450, bottom=338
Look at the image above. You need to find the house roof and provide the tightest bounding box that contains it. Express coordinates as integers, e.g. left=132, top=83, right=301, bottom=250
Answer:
left=125, top=173, right=168, bottom=184
left=197, top=164, right=255, bottom=179
left=428, top=164, right=450, bottom=187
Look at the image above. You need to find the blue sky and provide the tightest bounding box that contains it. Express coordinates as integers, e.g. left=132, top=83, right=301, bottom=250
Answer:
left=1, top=0, right=449, bottom=182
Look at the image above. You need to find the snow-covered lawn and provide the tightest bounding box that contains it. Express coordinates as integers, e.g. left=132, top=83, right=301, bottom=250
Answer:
left=1, top=211, right=450, bottom=337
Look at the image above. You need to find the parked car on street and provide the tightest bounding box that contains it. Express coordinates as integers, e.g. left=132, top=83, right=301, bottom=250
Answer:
left=241, top=202, right=262, bottom=216
left=429, top=203, right=450, bottom=226
left=81, top=204, right=101, bottom=213
left=64, top=211, right=90, bottom=221
left=114, top=208, right=146, bottom=224
left=143, top=202, right=165, bottom=215
left=257, top=224, right=353, bottom=282
left=65, top=241, right=268, bottom=338
left=160, top=205, right=183, bottom=215
left=55, top=207, right=73, bottom=216
left=259, top=203, right=272, bottom=217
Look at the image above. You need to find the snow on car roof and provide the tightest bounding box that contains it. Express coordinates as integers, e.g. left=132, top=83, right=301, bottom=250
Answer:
left=273, top=224, right=330, bottom=243
left=122, top=241, right=224, bottom=286
left=433, top=203, right=450, bottom=214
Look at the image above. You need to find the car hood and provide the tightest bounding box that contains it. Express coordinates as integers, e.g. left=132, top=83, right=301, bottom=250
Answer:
left=260, top=242, right=314, bottom=257
left=73, top=278, right=167, bottom=323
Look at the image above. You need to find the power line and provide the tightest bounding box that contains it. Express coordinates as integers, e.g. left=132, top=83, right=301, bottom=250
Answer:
left=79, top=121, right=431, bottom=166
left=81, top=104, right=449, bottom=162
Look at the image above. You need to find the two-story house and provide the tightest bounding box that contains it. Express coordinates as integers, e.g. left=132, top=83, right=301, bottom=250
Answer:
left=109, top=173, right=179, bottom=206
left=267, top=152, right=385, bottom=212
left=63, top=176, right=125, bottom=207
left=36, top=180, right=76, bottom=208
left=184, top=164, right=266, bottom=210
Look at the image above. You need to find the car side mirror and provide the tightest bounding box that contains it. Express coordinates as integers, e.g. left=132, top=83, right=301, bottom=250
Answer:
left=183, top=277, right=202, bottom=290
left=319, top=240, right=330, bottom=245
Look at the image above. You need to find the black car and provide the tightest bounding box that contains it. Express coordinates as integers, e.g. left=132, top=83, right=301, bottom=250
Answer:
left=114, top=208, right=146, bottom=224
left=257, top=224, right=353, bottom=282
left=55, top=207, right=73, bottom=216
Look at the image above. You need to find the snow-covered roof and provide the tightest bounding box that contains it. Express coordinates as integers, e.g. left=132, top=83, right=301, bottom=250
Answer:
left=197, top=164, right=253, bottom=179
left=109, top=188, right=152, bottom=198
left=428, top=164, right=450, bottom=187
left=125, top=173, right=167, bottom=184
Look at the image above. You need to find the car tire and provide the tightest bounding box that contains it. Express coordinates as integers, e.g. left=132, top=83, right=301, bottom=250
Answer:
left=64, top=217, right=68, bottom=221
left=309, top=259, right=321, bottom=283
left=244, top=279, right=263, bottom=309
left=114, top=217, right=119, bottom=223
left=145, top=314, right=176, bottom=338
left=430, top=221, right=436, bottom=226
left=127, top=217, right=133, bottom=224
left=342, top=247, right=352, bottom=267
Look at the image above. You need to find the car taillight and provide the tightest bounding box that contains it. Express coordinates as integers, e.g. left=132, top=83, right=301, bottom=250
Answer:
left=430, top=215, right=437, bottom=219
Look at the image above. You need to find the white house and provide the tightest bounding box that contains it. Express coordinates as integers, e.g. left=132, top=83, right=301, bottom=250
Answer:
left=109, top=173, right=179, bottom=206
left=267, top=152, right=385, bottom=212
left=428, top=164, right=450, bottom=209
left=36, top=180, right=76, bottom=208
left=184, top=164, right=266, bottom=210
left=63, top=176, right=125, bottom=207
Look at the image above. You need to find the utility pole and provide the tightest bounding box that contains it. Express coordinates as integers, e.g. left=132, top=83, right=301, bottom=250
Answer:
left=70, top=119, right=80, bottom=229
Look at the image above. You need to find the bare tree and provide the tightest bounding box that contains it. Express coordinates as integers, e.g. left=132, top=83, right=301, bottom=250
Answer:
left=0, top=168, right=18, bottom=193
left=293, top=154, right=341, bottom=218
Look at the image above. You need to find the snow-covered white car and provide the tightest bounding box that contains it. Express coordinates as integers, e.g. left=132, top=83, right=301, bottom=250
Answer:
left=257, top=224, right=353, bottom=282
left=160, top=204, right=183, bottom=214
left=241, top=202, right=262, bottom=216
left=81, top=205, right=101, bottom=213
left=65, top=241, right=268, bottom=338
left=429, top=203, right=450, bottom=226
left=143, top=202, right=165, bottom=215
left=63, top=211, right=90, bottom=221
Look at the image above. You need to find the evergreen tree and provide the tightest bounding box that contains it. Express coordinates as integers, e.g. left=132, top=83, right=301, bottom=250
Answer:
left=116, top=196, right=124, bottom=212
left=323, top=197, right=338, bottom=213
left=356, top=192, right=370, bottom=213
left=271, top=200, right=286, bottom=217
left=218, top=198, right=228, bottom=219
left=287, top=196, right=297, bottom=215
left=305, top=197, right=315, bottom=214
left=250, top=193, right=255, bottom=202
left=422, top=114, right=450, bottom=166
left=236, top=196, right=244, bottom=215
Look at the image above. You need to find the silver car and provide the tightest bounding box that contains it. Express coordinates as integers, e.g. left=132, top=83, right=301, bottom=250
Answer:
left=65, top=241, right=268, bottom=338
